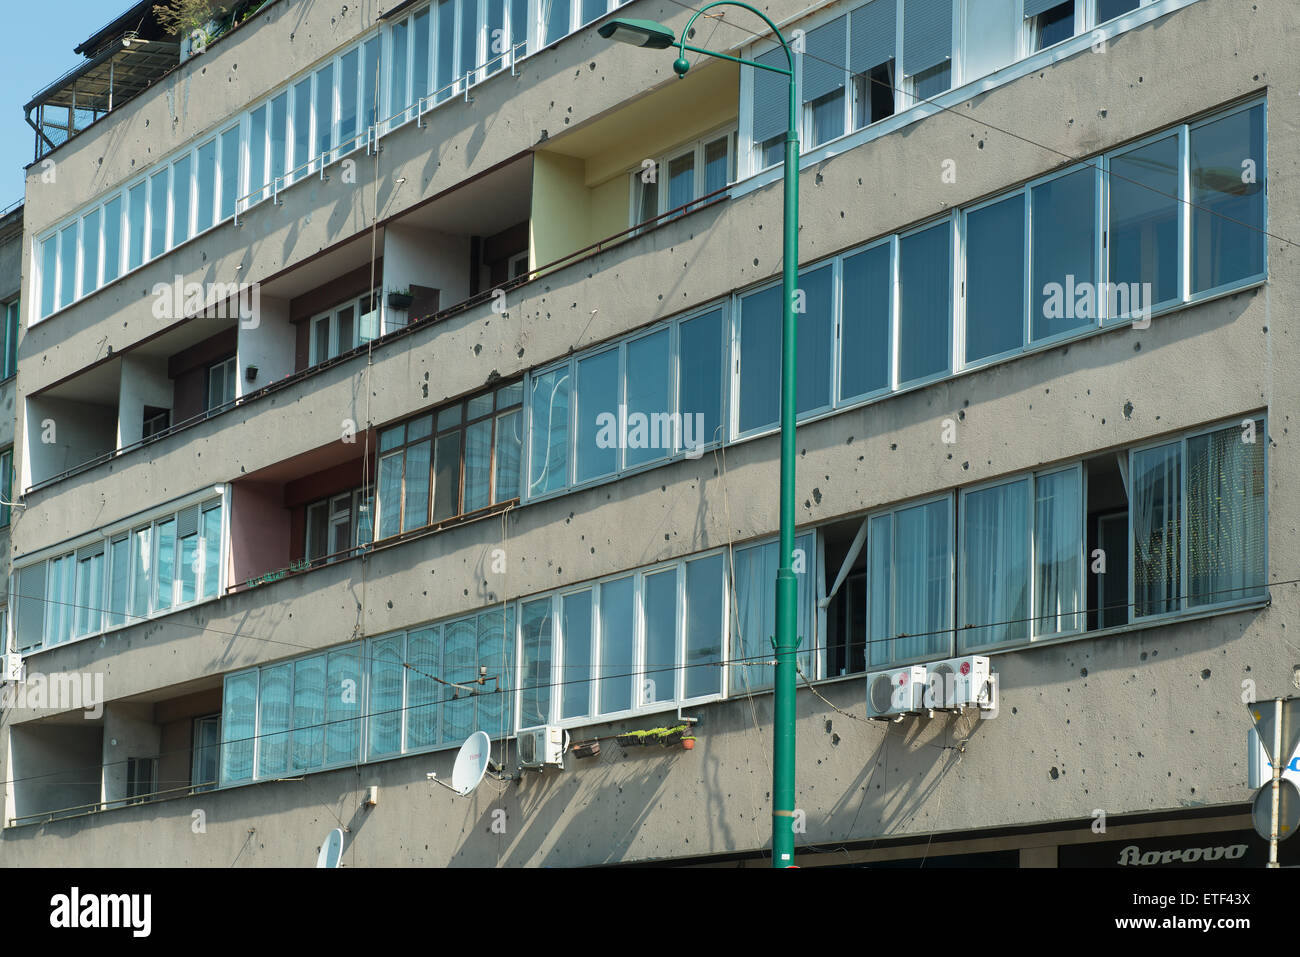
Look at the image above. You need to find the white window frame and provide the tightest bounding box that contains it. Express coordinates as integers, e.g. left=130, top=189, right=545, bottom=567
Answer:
left=12, top=490, right=227, bottom=654
left=628, top=125, right=737, bottom=228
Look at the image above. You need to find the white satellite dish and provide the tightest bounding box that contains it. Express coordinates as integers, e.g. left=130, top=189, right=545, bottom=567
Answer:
left=316, top=827, right=345, bottom=868
left=452, top=730, right=492, bottom=795
left=428, top=730, right=492, bottom=796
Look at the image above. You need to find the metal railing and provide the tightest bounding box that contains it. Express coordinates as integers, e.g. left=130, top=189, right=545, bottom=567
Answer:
left=24, top=182, right=730, bottom=497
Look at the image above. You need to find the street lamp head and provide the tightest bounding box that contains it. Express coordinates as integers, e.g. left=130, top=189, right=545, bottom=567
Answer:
left=597, top=18, right=677, bottom=50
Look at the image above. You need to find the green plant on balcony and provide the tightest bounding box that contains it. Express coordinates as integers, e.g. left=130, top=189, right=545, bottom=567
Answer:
left=153, top=0, right=229, bottom=42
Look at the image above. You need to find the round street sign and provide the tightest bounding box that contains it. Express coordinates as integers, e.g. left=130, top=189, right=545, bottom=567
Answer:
left=1251, top=777, right=1300, bottom=843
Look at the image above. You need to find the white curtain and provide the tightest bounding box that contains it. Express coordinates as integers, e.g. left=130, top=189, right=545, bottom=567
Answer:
left=730, top=535, right=813, bottom=690
left=1187, top=424, right=1266, bottom=605
left=960, top=481, right=1030, bottom=652
left=878, top=500, right=952, bottom=664
left=1034, top=469, right=1083, bottom=635
left=1132, top=444, right=1181, bottom=616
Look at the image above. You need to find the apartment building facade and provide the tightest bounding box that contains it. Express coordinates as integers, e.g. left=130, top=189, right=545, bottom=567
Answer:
left=0, top=0, right=1293, bottom=867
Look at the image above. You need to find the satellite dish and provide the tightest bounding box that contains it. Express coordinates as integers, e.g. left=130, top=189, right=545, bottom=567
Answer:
left=316, top=827, right=345, bottom=868
left=451, top=731, right=492, bottom=796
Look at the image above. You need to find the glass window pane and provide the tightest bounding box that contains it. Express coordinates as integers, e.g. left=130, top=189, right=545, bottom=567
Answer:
left=377, top=452, right=404, bottom=539
left=403, top=439, right=432, bottom=532
left=684, top=555, right=723, bottom=698
left=248, top=105, right=268, bottom=205
left=478, top=606, right=514, bottom=738
left=1110, top=135, right=1179, bottom=312
left=667, top=152, right=694, bottom=211
left=624, top=330, right=671, bottom=468
left=442, top=617, right=477, bottom=744
left=561, top=590, right=593, bottom=719
left=269, top=92, right=289, bottom=190
left=872, top=502, right=951, bottom=665
left=59, top=226, right=77, bottom=308
left=154, top=518, right=176, bottom=611
left=41, top=235, right=58, bottom=317
left=1031, top=168, right=1097, bottom=340
left=432, top=431, right=461, bottom=521
left=704, top=137, right=729, bottom=195
left=149, top=170, right=170, bottom=257
left=196, top=141, right=216, bottom=232
left=959, top=479, right=1029, bottom=651
left=731, top=542, right=774, bottom=690
left=528, top=366, right=571, bottom=496
left=220, top=671, right=258, bottom=785
left=965, top=194, right=1025, bottom=362
left=486, top=0, right=507, bottom=75
left=678, top=309, right=723, bottom=453
left=1034, top=468, right=1083, bottom=634
left=437, top=404, right=462, bottom=431
left=1033, top=2, right=1074, bottom=50
left=128, top=182, right=147, bottom=271
left=520, top=598, right=553, bottom=727
left=257, top=663, right=293, bottom=779
left=1132, top=443, right=1182, bottom=617
left=738, top=285, right=780, bottom=432
left=73, top=550, right=104, bottom=638
left=464, top=419, right=493, bottom=512
left=899, top=222, right=952, bottom=383
left=493, top=409, right=523, bottom=501
left=545, top=0, right=571, bottom=44
left=291, top=655, right=326, bottom=771
left=315, top=64, right=335, bottom=158
left=367, top=636, right=405, bottom=759
left=219, top=127, right=240, bottom=220
left=16, top=563, right=48, bottom=651
left=390, top=18, right=410, bottom=122
left=581, top=0, right=605, bottom=25
left=131, top=526, right=152, bottom=619
left=178, top=529, right=199, bottom=604
left=510, top=0, right=527, bottom=56
left=307, top=502, right=329, bottom=560
left=436, top=0, right=456, bottom=102
left=599, top=576, right=634, bottom=713
left=576, top=349, right=619, bottom=482
left=460, top=0, right=479, bottom=79
left=1187, top=423, right=1266, bottom=605
left=108, top=537, right=129, bottom=626
left=339, top=49, right=360, bottom=153
left=412, top=9, right=432, bottom=105
left=1191, top=105, right=1266, bottom=293
left=643, top=569, right=678, bottom=703
left=796, top=264, right=834, bottom=413
left=810, top=90, right=846, bottom=147
left=102, top=196, right=122, bottom=284
left=406, top=625, right=440, bottom=749
left=1097, top=0, right=1140, bottom=19
left=324, top=648, right=361, bottom=766
left=81, top=209, right=100, bottom=295
left=361, top=36, right=381, bottom=132
left=172, top=155, right=192, bottom=245
left=840, top=244, right=891, bottom=398
left=291, top=80, right=312, bottom=183
left=202, top=506, right=222, bottom=599
left=467, top=393, right=494, bottom=420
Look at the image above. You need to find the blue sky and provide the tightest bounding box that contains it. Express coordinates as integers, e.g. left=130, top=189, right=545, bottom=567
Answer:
left=0, top=1, right=126, bottom=208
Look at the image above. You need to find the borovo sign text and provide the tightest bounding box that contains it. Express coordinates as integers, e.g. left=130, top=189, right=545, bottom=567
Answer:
left=1117, top=843, right=1248, bottom=866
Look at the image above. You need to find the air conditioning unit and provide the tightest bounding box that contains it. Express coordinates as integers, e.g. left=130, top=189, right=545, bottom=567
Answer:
left=924, top=655, right=994, bottom=711
left=866, top=666, right=927, bottom=720
left=517, top=726, right=566, bottom=769
left=2, top=653, right=23, bottom=684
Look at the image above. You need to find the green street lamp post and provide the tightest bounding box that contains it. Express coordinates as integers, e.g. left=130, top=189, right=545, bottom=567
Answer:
left=600, top=6, right=800, bottom=868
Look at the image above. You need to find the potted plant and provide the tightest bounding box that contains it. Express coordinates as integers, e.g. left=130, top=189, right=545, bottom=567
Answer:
left=681, top=735, right=696, bottom=751
left=387, top=288, right=415, bottom=310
